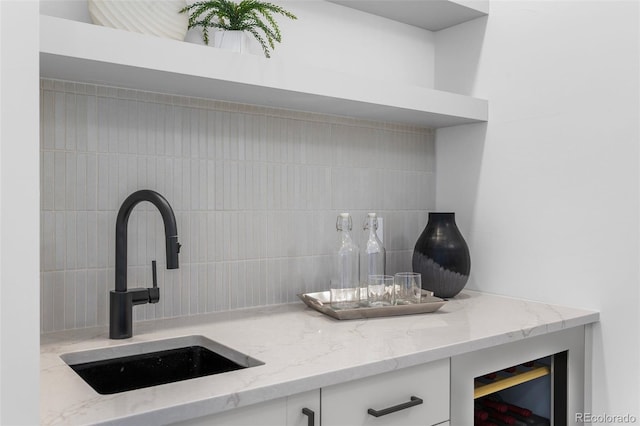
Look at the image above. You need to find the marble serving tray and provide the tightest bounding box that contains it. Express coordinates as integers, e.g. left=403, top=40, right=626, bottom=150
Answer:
left=298, top=290, right=446, bottom=320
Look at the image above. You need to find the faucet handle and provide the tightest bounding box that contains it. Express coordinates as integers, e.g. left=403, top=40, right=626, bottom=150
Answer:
left=148, top=260, right=160, bottom=303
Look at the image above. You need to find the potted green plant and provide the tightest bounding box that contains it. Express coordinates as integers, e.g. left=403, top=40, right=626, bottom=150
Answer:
left=180, top=0, right=297, bottom=58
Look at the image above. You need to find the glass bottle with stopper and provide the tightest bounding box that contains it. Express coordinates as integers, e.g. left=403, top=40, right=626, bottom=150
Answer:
left=331, top=213, right=360, bottom=309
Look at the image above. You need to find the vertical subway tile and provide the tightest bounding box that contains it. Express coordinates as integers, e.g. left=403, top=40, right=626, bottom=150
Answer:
left=181, top=158, right=191, bottom=210
left=237, top=262, right=247, bottom=309
left=126, top=99, right=138, bottom=155
left=65, top=212, right=77, bottom=269
left=86, top=269, right=98, bottom=327
left=169, top=266, right=181, bottom=318
left=108, top=154, right=119, bottom=210
left=180, top=264, right=190, bottom=315
left=199, top=159, right=207, bottom=210
left=97, top=154, right=109, bottom=210
left=137, top=100, right=148, bottom=156
left=215, top=160, right=224, bottom=210
left=207, top=160, right=215, bottom=210
left=54, top=152, right=66, bottom=210
left=76, top=95, right=88, bottom=152
left=190, top=159, right=199, bottom=210
left=96, top=269, right=108, bottom=326
left=189, top=264, right=198, bottom=314
left=42, top=273, right=55, bottom=333
left=42, top=151, right=55, bottom=210
left=42, top=212, right=55, bottom=271
left=207, top=263, right=216, bottom=312
left=85, top=153, right=97, bottom=210
left=163, top=105, right=174, bottom=158
left=221, top=212, right=231, bottom=262
left=237, top=162, right=246, bottom=210
left=42, top=90, right=55, bottom=150
left=64, top=271, right=76, bottom=330
left=198, top=213, right=207, bottom=263
left=206, top=110, right=216, bottom=160
left=181, top=108, right=191, bottom=158
left=207, top=211, right=216, bottom=262
left=53, top=271, right=65, bottom=331
left=96, top=97, right=108, bottom=153
left=86, top=212, right=98, bottom=268
left=76, top=212, right=88, bottom=269
left=148, top=102, right=159, bottom=157
left=107, top=97, right=119, bottom=154
left=65, top=152, right=77, bottom=210
left=198, top=264, right=207, bottom=313
left=54, top=91, right=66, bottom=150
left=215, top=263, right=227, bottom=311
left=96, top=212, right=109, bottom=268
left=87, top=95, right=98, bottom=153
left=173, top=106, right=183, bottom=158
left=214, top=212, right=224, bottom=262
left=75, top=271, right=87, bottom=328
left=65, top=93, right=77, bottom=151
left=54, top=212, right=66, bottom=270
left=228, top=262, right=239, bottom=309
left=76, top=153, right=87, bottom=210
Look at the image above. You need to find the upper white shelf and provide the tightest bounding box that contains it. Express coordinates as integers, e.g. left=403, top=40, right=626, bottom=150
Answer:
left=328, top=0, right=488, bottom=31
left=39, top=15, right=487, bottom=129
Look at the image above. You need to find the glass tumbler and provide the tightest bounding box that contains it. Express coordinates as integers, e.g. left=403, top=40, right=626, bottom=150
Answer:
left=394, top=272, right=422, bottom=305
left=367, top=275, right=394, bottom=307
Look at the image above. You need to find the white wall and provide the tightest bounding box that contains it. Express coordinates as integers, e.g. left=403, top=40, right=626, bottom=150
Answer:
left=0, top=1, right=40, bottom=423
left=435, top=0, right=639, bottom=418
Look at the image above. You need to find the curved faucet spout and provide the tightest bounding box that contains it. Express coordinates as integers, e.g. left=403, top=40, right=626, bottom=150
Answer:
left=110, top=190, right=180, bottom=339
left=115, top=190, right=180, bottom=293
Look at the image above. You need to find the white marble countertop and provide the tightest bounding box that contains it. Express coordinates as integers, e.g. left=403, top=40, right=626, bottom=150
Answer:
left=41, top=291, right=599, bottom=425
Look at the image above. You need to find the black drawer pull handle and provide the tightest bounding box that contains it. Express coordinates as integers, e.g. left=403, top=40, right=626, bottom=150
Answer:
left=367, top=396, right=423, bottom=417
left=302, top=407, right=315, bottom=426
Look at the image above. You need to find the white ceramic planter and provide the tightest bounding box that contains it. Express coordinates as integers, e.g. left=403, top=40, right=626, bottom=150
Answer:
left=88, top=0, right=189, bottom=41
left=214, top=30, right=250, bottom=54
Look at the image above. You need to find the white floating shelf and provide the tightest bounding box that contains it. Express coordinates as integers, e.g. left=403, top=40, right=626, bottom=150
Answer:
left=40, top=15, right=487, bottom=129
left=328, top=0, right=489, bottom=31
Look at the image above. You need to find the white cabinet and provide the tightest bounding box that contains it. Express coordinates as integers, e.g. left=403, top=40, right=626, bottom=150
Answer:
left=175, top=360, right=449, bottom=426
left=173, top=390, right=319, bottom=426
left=322, top=359, right=450, bottom=426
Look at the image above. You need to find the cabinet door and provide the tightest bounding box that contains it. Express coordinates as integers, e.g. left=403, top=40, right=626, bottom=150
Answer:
left=322, top=359, right=450, bottom=426
left=287, top=390, right=321, bottom=426
left=172, top=390, right=320, bottom=426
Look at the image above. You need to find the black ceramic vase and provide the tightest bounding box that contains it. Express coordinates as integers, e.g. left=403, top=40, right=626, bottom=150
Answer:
left=412, top=212, right=470, bottom=298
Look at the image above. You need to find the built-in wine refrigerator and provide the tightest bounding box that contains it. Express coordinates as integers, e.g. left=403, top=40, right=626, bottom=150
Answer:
left=450, top=327, right=586, bottom=426
left=473, top=352, right=567, bottom=426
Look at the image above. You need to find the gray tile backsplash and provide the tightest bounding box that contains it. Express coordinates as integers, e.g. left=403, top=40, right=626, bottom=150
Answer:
left=40, top=79, right=435, bottom=333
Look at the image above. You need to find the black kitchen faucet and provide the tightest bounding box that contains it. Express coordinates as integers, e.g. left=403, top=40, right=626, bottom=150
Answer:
left=109, top=190, right=181, bottom=339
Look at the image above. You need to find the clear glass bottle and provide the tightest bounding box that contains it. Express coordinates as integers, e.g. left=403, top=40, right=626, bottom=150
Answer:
left=363, top=213, right=386, bottom=279
left=331, top=213, right=360, bottom=309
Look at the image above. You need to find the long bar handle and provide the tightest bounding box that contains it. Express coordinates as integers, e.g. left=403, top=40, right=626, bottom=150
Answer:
left=367, top=396, right=423, bottom=417
left=301, top=408, right=315, bottom=426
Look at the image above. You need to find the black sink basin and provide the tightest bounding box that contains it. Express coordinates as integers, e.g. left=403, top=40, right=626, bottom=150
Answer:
left=61, top=336, right=263, bottom=395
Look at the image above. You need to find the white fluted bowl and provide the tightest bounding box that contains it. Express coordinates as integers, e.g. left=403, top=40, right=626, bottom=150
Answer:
left=88, top=0, right=189, bottom=41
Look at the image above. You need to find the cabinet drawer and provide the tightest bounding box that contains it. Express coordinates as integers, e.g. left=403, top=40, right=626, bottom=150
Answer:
left=322, top=359, right=450, bottom=426
left=173, top=390, right=319, bottom=426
